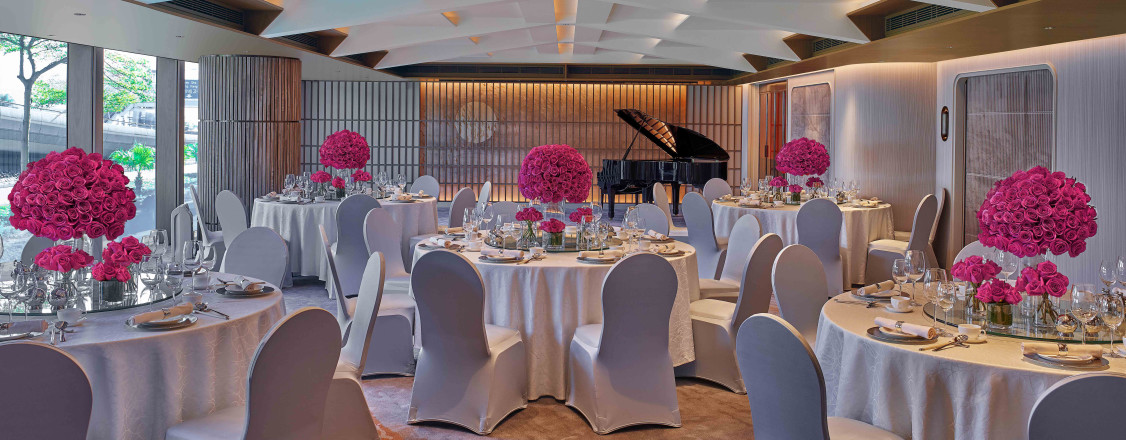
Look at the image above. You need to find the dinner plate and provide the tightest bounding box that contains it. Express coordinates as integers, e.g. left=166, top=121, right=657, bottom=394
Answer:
left=385, top=199, right=418, bottom=203
left=577, top=256, right=619, bottom=264
left=478, top=255, right=521, bottom=263
left=130, top=315, right=197, bottom=331
left=642, top=236, right=673, bottom=243
left=656, top=250, right=685, bottom=257
left=853, top=290, right=898, bottom=301
left=884, top=305, right=913, bottom=313
left=1023, top=353, right=1108, bottom=371
left=0, top=331, right=43, bottom=342
left=866, top=326, right=937, bottom=344
left=216, top=286, right=275, bottom=298
left=1034, top=353, right=1096, bottom=365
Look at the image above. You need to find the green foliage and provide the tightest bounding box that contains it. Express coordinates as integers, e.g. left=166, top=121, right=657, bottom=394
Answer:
left=103, top=51, right=155, bottom=113
left=109, top=143, right=156, bottom=172
left=184, top=143, right=198, bottom=161
left=0, top=93, right=12, bottom=104
left=31, top=80, right=66, bottom=107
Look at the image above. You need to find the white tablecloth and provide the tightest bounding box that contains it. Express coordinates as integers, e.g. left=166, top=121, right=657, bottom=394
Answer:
left=815, top=292, right=1126, bottom=440
left=3, top=274, right=286, bottom=440
left=250, top=198, right=438, bottom=281
left=712, top=200, right=894, bottom=285
left=412, top=245, right=702, bottom=399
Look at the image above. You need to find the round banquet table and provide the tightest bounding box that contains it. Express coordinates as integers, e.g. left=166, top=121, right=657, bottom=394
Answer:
left=251, top=197, right=439, bottom=281
left=711, top=200, right=894, bottom=286
left=2, top=273, right=286, bottom=440
left=815, top=292, right=1126, bottom=440
left=412, top=244, right=702, bottom=399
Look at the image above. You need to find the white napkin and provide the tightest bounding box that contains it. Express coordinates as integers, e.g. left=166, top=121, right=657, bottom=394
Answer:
left=874, top=317, right=936, bottom=339
left=738, top=198, right=759, bottom=206
left=235, top=276, right=266, bottom=292
left=129, top=303, right=194, bottom=325
left=580, top=250, right=623, bottom=259
left=445, top=226, right=464, bottom=234
left=396, top=193, right=413, bottom=201
left=645, top=230, right=669, bottom=240
left=265, top=191, right=278, bottom=198
left=481, top=249, right=523, bottom=259
left=854, top=280, right=897, bottom=297
left=417, top=190, right=426, bottom=196
left=649, top=243, right=677, bottom=253
left=1, top=320, right=49, bottom=333
left=1021, top=342, right=1103, bottom=359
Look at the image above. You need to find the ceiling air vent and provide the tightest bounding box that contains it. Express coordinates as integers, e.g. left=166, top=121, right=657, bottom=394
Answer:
left=278, top=34, right=319, bottom=51
left=811, top=38, right=851, bottom=56
left=765, top=57, right=788, bottom=67
left=385, top=63, right=738, bottom=82
left=159, top=0, right=244, bottom=29
left=885, top=4, right=972, bottom=36
left=343, top=54, right=368, bottom=64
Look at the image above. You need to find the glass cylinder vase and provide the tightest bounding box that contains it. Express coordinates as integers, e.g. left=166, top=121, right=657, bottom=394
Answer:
left=987, top=303, right=1013, bottom=330
left=517, top=221, right=539, bottom=249
left=543, top=232, right=564, bottom=251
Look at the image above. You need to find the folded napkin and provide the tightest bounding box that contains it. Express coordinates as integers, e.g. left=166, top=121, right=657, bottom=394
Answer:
left=129, top=303, right=194, bottom=325
left=874, top=317, right=936, bottom=339
left=396, top=194, right=413, bottom=201
left=738, top=198, right=759, bottom=206
left=417, top=190, right=426, bottom=196
left=1021, top=342, right=1103, bottom=359
left=266, top=191, right=278, bottom=198
left=854, top=280, right=897, bottom=297
left=0, top=319, right=49, bottom=333
left=649, top=243, right=677, bottom=253
left=446, top=226, right=464, bottom=234
left=580, top=250, right=623, bottom=259
left=645, top=230, right=669, bottom=240
left=481, top=249, right=524, bottom=259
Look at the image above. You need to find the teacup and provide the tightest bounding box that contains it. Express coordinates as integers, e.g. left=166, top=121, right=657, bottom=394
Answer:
left=183, top=292, right=205, bottom=306
left=772, top=201, right=785, bottom=207
left=530, top=246, right=547, bottom=258
left=889, top=296, right=912, bottom=311
left=958, top=324, right=986, bottom=342
left=57, top=307, right=82, bottom=325
left=314, top=196, right=325, bottom=203
left=464, top=241, right=483, bottom=251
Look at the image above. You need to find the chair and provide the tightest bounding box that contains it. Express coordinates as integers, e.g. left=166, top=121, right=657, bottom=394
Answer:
left=189, top=184, right=224, bottom=248
left=410, top=174, right=440, bottom=197
left=170, top=203, right=193, bottom=261
left=568, top=253, right=681, bottom=434
left=735, top=314, right=903, bottom=440
left=772, top=244, right=828, bottom=345
left=955, top=240, right=992, bottom=262
left=332, top=195, right=382, bottom=299
left=215, top=190, right=249, bottom=246
left=0, top=342, right=93, bottom=438
left=487, top=201, right=519, bottom=223
left=476, top=181, right=492, bottom=212
left=0, top=234, right=4, bottom=261
left=701, top=177, right=732, bottom=204
left=21, top=236, right=54, bottom=265
left=363, top=209, right=411, bottom=295
left=166, top=308, right=342, bottom=440
left=1027, top=373, right=1126, bottom=440
left=797, top=198, right=843, bottom=297
left=699, top=215, right=763, bottom=301
left=635, top=203, right=670, bottom=236
left=409, top=251, right=527, bottom=435
left=681, top=192, right=728, bottom=280
left=220, top=227, right=288, bottom=287
left=865, top=194, right=938, bottom=283
left=676, top=234, right=783, bottom=393
left=408, top=187, right=476, bottom=254
left=651, top=183, right=687, bottom=238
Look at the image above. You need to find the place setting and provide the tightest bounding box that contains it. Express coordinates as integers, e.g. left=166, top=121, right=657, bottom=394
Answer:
left=867, top=316, right=939, bottom=345
left=214, top=276, right=276, bottom=298
left=1021, top=342, right=1109, bottom=371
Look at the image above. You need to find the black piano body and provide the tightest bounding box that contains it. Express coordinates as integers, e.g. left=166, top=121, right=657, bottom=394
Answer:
left=597, top=109, right=729, bottom=218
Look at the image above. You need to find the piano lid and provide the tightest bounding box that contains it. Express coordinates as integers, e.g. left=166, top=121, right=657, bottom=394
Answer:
left=615, top=109, right=729, bottom=161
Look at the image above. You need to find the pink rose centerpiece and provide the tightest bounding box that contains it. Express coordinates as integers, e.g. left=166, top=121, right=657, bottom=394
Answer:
left=806, top=177, right=824, bottom=188
left=539, top=218, right=567, bottom=249
left=332, top=177, right=346, bottom=189
left=517, top=144, right=593, bottom=204
left=769, top=176, right=788, bottom=188
left=515, top=207, right=543, bottom=247
left=102, top=236, right=152, bottom=268
left=310, top=171, right=331, bottom=184
left=97, top=236, right=152, bottom=297
left=1015, top=261, right=1070, bottom=326
left=569, top=207, right=593, bottom=223
left=976, top=166, right=1097, bottom=258
left=776, top=137, right=830, bottom=176
left=539, top=218, right=565, bottom=234
left=319, top=130, right=370, bottom=170
left=951, top=255, right=1002, bottom=318
left=975, top=278, right=1021, bottom=329
left=92, top=262, right=132, bottom=283
left=34, top=245, right=94, bottom=273
left=351, top=170, right=372, bottom=182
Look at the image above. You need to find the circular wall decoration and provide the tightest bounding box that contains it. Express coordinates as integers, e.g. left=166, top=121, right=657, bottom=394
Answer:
left=454, top=101, right=498, bottom=144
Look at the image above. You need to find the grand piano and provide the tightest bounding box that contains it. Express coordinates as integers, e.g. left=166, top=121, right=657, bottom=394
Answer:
left=597, top=109, right=729, bottom=218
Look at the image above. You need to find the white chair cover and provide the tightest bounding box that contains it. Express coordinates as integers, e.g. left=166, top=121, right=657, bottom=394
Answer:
left=635, top=203, right=670, bottom=236
left=676, top=233, right=783, bottom=393
left=928, top=189, right=946, bottom=267
left=735, top=314, right=903, bottom=440
left=652, top=182, right=673, bottom=225
left=410, top=175, right=440, bottom=197
left=682, top=192, right=726, bottom=280
left=363, top=209, right=411, bottom=294
left=359, top=252, right=415, bottom=376
left=321, top=225, right=352, bottom=333
left=189, top=184, right=223, bottom=247
left=567, top=253, right=681, bottom=434
left=333, top=195, right=381, bottom=299
left=476, top=181, right=492, bottom=212
left=220, top=227, right=288, bottom=287
left=701, top=178, right=732, bottom=204
left=1028, top=373, right=1126, bottom=440
left=772, top=244, right=828, bottom=345
left=0, top=342, right=92, bottom=439
left=170, top=203, right=193, bottom=263
left=447, top=187, right=477, bottom=228
left=409, top=251, right=527, bottom=434
left=215, top=190, right=249, bottom=246
left=21, top=235, right=54, bottom=265
left=797, top=198, right=843, bottom=297
left=166, top=308, right=342, bottom=440
left=699, top=214, right=761, bottom=301
left=487, top=201, right=519, bottom=223
left=0, top=234, right=4, bottom=261
left=865, top=194, right=938, bottom=283
left=955, top=240, right=992, bottom=262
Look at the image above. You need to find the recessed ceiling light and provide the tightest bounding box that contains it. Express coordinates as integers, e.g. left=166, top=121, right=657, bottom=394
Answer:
left=74, top=12, right=86, bottom=16
left=1044, top=26, right=1054, bottom=30
left=176, top=35, right=183, bottom=38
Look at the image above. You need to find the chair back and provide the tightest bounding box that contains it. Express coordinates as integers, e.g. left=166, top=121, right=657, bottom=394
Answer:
left=905, top=194, right=938, bottom=251
left=0, top=234, right=4, bottom=261
left=702, top=178, right=732, bottom=203
left=597, top=253, right=678, bottom=365
left=362, top=209, right=409, bottom=279
left=321, top=225, right=350, bottom=327
left=170, top=203, right=193, bottom=260
left=736, top=314, right=829, bottom=440
left=651, top=183, right=673, bottom=226
left=244, top=307, right=341, bottom=440
left=476, top=181, right=492, bottom=212
left=635, top=203, right=670, bottom=236
left=447, top=187, right=477, bottom=228
left=1028, top=373, right=1126, bottom=440
left=410, top=175, right=440, bottom=197
left=21, top=236, right=54, bottom=265
left=955, top=240, right=991, bottom=262
left=335, top=195, right=382, bottom=296
left=772, top=244, right=827, bottom=344
left=220, top=227, right=288, bottom=287
left=681, top=191, right=723, bottom=278
left=341, top=252, right=387, bottom=371
left=412, top=250, right=492, bottom=359
left=0, top=342, right=92, bottom=439
left=730, top=234, right=784, bottom=328
left=215, top=190, right=249, bottom=245
left=719, top=215, right=763, bottom=283
left=931, top=189, right=946, bottom=245
left=189, top=184, right=216, bottom=245
left=488, top=201, right=519, bottom=223
left=797, top=198, right=842, bottom=297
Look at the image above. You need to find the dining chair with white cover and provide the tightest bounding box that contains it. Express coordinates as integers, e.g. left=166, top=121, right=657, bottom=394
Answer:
left=331, top=194, right=382, bottom=299
left=682, top=191, right=728, bottom=280
left=651, top=182, right=687, bottom=238
left=215, top=190, right=249, bottom=247
left=220, top=226, right=289, bottom=287
left=699, top=214, right=762, bottom=301
left=170, top=203, right=193, bottom=262
left=1027, top=372, right=1126, bottom=440
left=865, top=194, right=938, bottom=283
left=797, top=198, right=843, bottom=297
left=487, top=201, right=520, bottom=223
left=567, top=253, right=681, bottom=434
left=166, top=307, right=342, bottom=440
left=408, top=187, right=476, bottom=255
left=635, top=203, right=670, bottom=236
left=409, top=250, right=527, bottom=434
left=477, top=181, right=493, bottom=212
left=955, top=240, right=992, bottom=263
left=21, top=235, right=54, bottom=265
left=410, top=174, right=440, bottom=197
left=676, top=233, right=784, bottom=393
left=363, top=208, right=411, bottom=295
left=189, top=184, right=224, bottom=249
left=735, top=314, right=903, bottom=440
left=772, top=244, right=828, bottom=345
left=701, top=177, right=732, bottom=204
left=0, top=342, right=92, bottom=439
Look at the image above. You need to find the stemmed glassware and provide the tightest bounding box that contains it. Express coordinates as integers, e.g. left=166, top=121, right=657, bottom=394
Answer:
left=937, top=282, right=957, bottom=334
left=1100, top=293, right=1124, bottom=357
left=1116, top=256, right=1125, bottom=289
left=905, top=250, right=926, bottom=305
left=145, top=230, right=170, bottom=262
left=164, top=261, right=184, bottom=304
left=922, top=268, right=947, bottom=332
left=1072, top=284, right=1099, bottom=345
left=589, top=202, right=603, bottom=224
left=623, top=206, right=640, bottom=253
left=500, top=218, right=515, bottom=252
left=283, top=174, right=296, bottom=194
left=396, top=174, right=406, bottom=193
left=183, top=241, right=202, bottom=276
left=0, top=262, right=23, bottom=333
left=892, top=259, right=909, bottom=294
left=1099, top=260, right=1117, bottom=293
left=995, top=251, right=1018, bottom=281
left=138, top=255, right=164, bottom=306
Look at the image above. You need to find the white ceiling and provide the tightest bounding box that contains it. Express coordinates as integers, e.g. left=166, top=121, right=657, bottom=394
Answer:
left=238, top=0, right=997, bottom=72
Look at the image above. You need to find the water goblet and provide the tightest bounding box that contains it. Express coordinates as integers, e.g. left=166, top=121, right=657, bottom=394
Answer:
left=182, top=240, right=202, bottom=276
left=937, top=282, right=957, bottom=335
left=1099, top=260, right=1117, bottom=293
left=1100, top=293, right=1124, bottom=357
left=164, top=261, right=185, bottom=304
left=138, top=255, right=164, bottom=305
left=892, top=259, right=909, bottom=294
left=923, top=268, right=947, bottom=331
left=284, top=174, right=296, bottom=192
left=396, top=174, right=406, bottom=192
left=1072, top=284, right=1099, bottom=345
left=905, top=250, right=926, bottom=305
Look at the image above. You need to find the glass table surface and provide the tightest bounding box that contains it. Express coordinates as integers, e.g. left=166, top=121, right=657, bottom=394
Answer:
left=921, top=300, right=1120, bottom=344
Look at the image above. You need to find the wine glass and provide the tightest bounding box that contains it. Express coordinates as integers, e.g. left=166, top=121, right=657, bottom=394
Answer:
left=396, top=174, right=406, bottom=193
left=590, top=203, right=603, bottom=223
left=892, top=259, right=909, bottom=294
left=480, top=203, right=496, bottom=233
left=138, top=255, right=164, bottom=305
left=0, top=262, right=22, bottom=333
left=1099, top=260, right=1117, bottom=293
left=905, top=250, right=926, bottom=305
left=995, top=251, right=1018, bottom=281
left=1117, top=256, right=1126, bottom=288
left=182, top=240, right=202, bottom=276
left=164, top=261, right=184, bottom=304
left=149, top=229, right=170, bottom=262
left=938, top=282, right=957, bottom=332
left=284, top=174, right=296, bottom=193
left=1100, top=293, right=1124, bottom=357
left=500, top=218, right=515, bottom=252
left=1072, top=284, right=1099, bottom=345
left=923, top=268, right=947, bottom=331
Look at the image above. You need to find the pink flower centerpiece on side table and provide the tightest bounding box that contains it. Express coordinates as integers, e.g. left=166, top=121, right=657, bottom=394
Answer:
left=320, top=130, right=370, bottom=171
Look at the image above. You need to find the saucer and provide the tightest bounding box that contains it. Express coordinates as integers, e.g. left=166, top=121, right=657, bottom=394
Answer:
left=884, top=305, right=913, bottom=313
left=961, top=336, right=988, bottom=344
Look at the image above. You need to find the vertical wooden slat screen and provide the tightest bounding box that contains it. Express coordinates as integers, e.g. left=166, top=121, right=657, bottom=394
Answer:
left=300, top=81, right=742, bottom=202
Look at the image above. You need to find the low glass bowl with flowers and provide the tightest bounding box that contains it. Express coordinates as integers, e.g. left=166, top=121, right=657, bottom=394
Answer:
left=768, top=176, right=788, bottom=200
left=331, top=177, right=347, bottom=199
left=951, top=255, right=1002, bottom=318
left=92, top=261, right=132, bottom=303
left=539, top=218, right=566, bottom=251
left=976, top=278, right=1022, bottom=329
left=34, top=245, right=95, bottom=309
left=310, top=170, right=332, bottom=198
left=787, top=184, right=803, bottom=205
left=351, top=170, right=373, bottom=194
left=515, top=207, right=543, bottom=248
left=1015, top=261, right=1070, bottom=328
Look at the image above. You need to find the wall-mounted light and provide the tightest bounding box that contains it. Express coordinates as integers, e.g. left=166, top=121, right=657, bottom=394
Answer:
left=941, top=106, right=950, bottom=141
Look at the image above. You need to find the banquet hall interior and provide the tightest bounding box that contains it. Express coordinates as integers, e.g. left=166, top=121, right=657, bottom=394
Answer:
left=1, top=0, right=1125, bottom=439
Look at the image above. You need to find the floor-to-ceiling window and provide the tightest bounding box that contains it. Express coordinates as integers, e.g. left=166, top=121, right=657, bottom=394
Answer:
left=0, top=32, right=68, bottom=260
left=102, top=49, right=156, bottom=239
left=183, top=61, right=198, bottom=213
